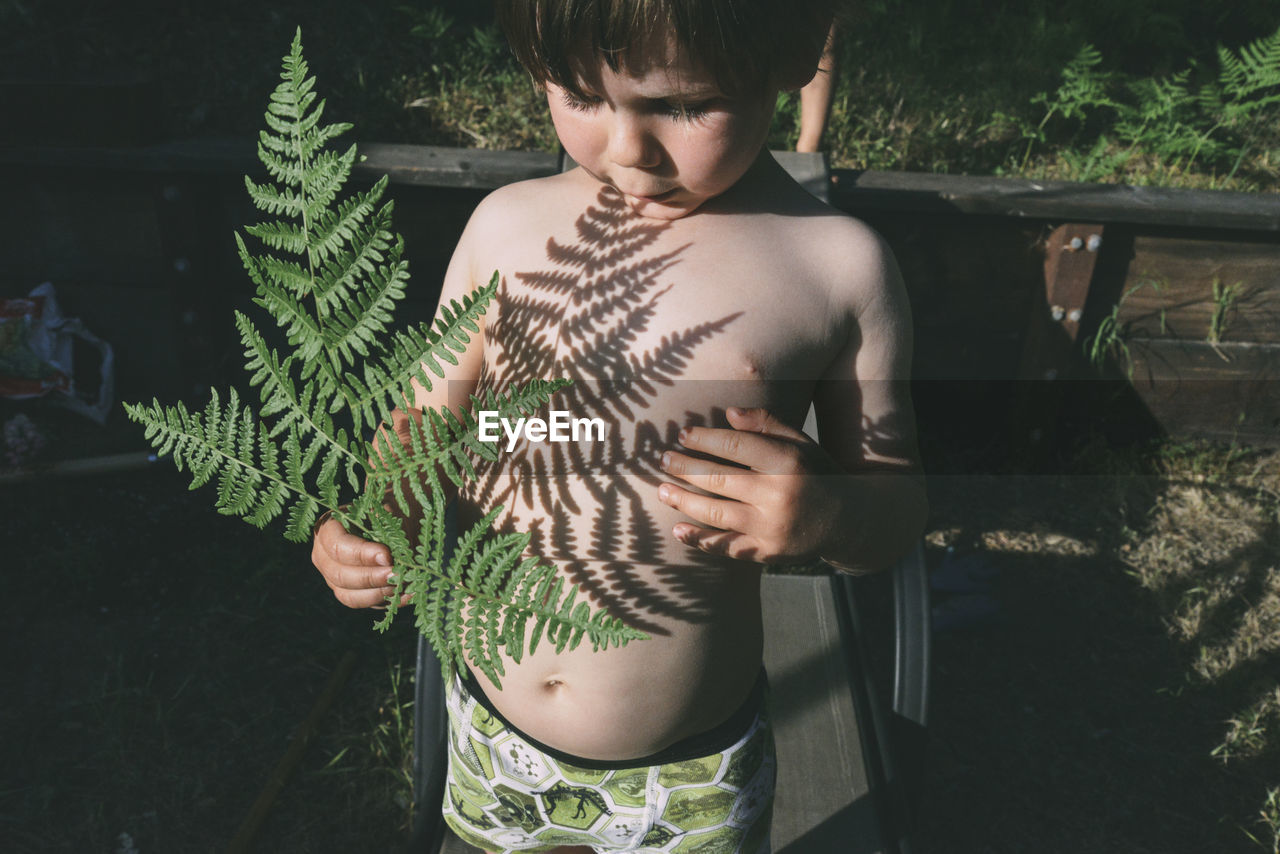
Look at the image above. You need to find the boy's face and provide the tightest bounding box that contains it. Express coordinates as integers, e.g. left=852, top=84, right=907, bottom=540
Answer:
left=546, top=35, right=776, bottom=220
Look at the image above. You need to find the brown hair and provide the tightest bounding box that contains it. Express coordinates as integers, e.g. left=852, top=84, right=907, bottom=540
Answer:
left=495, top=0, right=838, bottom=99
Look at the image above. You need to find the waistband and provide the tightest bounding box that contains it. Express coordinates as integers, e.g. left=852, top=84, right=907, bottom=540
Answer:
left=459, top=666, right=768, bottom=771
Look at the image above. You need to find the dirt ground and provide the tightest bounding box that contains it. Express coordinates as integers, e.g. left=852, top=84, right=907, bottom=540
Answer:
left=2, top=403, right=1277, bottom=852
left=917, top=451, right=1280, bottom=853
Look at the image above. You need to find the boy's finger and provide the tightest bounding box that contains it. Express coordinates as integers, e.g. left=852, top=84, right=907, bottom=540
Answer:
left=660, top=450, right=754, bottom=500
left=725, top=406, right=809, bottom=442
left=334, top=584, right=400, bottom=610
left=327, top=528, right=391, bottom=567
left=677, top=425, right=792, bottom=473
left=658, top=482, right=749, bottom=533
left=327, top=562, right=396, bottom=593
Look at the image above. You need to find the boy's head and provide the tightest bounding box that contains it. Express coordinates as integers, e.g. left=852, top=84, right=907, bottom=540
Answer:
left=497, top=0, right=836, bottom=100
left=496, top=0, right=837, bottom=220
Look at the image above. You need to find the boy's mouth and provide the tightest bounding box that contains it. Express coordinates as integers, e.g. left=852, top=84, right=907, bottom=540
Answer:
left=628, top=188, right=678, bottom=204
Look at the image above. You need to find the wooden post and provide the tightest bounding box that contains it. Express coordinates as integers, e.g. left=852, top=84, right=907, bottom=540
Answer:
left=1019, top=224, right=1105, bottom=379
left=1014, top=223, right=1105, bottom=454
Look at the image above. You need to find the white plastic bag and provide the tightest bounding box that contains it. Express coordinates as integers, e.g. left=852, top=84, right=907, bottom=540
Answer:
left=0, top=282, right=115, bottom=423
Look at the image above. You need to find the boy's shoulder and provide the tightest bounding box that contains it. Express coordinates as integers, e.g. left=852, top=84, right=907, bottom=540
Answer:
left=451, top=172, right=587, bottom=287
left=740, top=176, right=900, bottom=319
left=467, top=171, right=589, bottom=229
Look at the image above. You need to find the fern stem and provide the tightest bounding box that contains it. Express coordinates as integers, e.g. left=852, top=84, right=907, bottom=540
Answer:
left=299, top=188, right=323, bottom=333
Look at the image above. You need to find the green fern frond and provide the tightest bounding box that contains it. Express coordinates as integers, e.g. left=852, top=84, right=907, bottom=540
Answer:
left=310, top=177, right=392, bottom=283
left=125, top=28, right=646, bottom=688
left=338, top=278, right=498, bottom=436
left=243, top=221, right=308, bottom=255
left=123, top=389, right=312, bottom=536
left=320, top=236, right=409, bottom=368
left=1125, top=70, right=1193, bottom=121
left=1218, top=26, right=1280, bottom=97
left=1215, top=25, right=1280, bottom=124
left=1048, top=44, right=1120, bottom=122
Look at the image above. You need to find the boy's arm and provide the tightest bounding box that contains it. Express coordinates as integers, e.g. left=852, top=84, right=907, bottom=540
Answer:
left=809, top=228, right=927, bottom=573
left=656, top=224, right=927, bottom=574
left=310, top=196, right=493, bottom=607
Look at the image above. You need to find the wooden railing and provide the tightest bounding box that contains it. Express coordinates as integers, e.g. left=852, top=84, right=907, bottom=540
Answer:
left=4, top=140, right=1277, bottom=449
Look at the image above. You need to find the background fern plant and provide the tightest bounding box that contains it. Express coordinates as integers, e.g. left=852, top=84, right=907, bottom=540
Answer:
left=1008, top=25, right=1280, bottom=184
left=124, top=29, right=646, bottom=687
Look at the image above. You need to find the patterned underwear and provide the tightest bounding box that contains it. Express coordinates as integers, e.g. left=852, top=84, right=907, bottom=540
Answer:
left=440, top=668, right=776, bottom=854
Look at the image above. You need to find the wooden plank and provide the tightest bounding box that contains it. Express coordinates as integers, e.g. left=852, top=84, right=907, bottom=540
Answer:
left=871, top=214, right=1041, bottom=381
left=1123, top=339, right=1280, bottom=446
left=5, top=138, right=1280, bottom=232
left=6, top=135, right=1280, bottom=231
left=764, top=574, right=883, bottom=854
left=0, top=78, right=161, bottom=147
left=833, top=169, right=1280, bottom=232
left=358, top=143, right=558, bottom=188
left=0, top=138, right=560, bottom=189
left=1011, top=223, right=1106, bottom=454
left=771, top=151, right=831, bottom=203
left=1116, top=235, right=1280, bottom=345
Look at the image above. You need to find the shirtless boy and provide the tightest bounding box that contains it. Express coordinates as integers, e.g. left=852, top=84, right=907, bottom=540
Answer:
left=312, top=2, right=927, bottom=851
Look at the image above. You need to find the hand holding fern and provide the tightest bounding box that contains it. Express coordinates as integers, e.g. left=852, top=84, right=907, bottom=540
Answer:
left=311, top=515, right=408, bottom=610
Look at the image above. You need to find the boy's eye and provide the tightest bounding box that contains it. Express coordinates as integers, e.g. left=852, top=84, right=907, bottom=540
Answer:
left=561, top=91, right=603, bottom=112
left=660, top=101, right=710, bottom=122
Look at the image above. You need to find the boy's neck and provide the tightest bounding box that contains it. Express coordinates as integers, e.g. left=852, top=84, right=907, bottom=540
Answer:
left=700, top=148, right=801, bottom=215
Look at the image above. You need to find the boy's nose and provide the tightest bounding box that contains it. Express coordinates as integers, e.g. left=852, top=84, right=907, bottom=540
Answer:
left=607, top=113, right=660, bottom=170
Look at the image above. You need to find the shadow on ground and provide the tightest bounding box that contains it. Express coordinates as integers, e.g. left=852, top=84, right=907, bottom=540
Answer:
left=915, top=471, right=1278, bottom=854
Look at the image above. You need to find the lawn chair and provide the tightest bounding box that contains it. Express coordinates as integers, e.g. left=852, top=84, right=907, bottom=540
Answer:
left=407, top=153, right=930, bottom=853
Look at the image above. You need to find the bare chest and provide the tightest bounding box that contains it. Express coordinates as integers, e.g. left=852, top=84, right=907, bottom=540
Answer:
left=478, top=201, right=836, bottom=428
left=459, top=190, right=841, bottom=567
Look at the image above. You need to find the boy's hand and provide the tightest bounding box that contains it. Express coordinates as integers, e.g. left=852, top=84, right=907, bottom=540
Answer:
left=311, top=516, right=408, bottom=609
left=657, top=406, right=845, bottom=563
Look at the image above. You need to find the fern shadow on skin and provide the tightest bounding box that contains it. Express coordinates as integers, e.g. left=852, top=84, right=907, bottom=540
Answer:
left=460, top=188, right=747, bottom=633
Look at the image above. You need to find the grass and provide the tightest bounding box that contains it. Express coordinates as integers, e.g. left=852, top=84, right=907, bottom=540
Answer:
left=1084, top=279, right=1166, bottom=378
left=784, top=1, right=1280, bottom=189
left=1209, top=278, right=1243, bottom=348
left=2, top=1, right=1277, bottom=189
